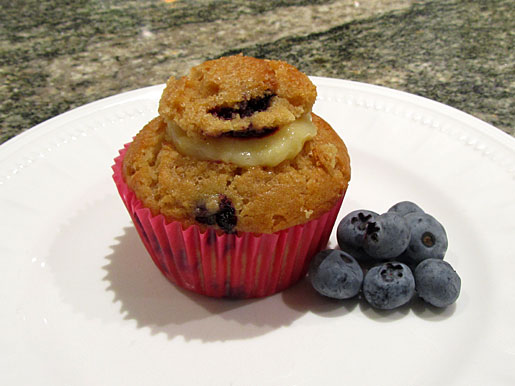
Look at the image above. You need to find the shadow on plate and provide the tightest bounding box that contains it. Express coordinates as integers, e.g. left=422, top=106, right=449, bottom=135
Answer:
left=102, top=226, right=315, bottom=341
left=46, top=195, right=457, bottom=344
left=283, top=277, right=456, bottom=322
left=348, top=287, right=457, bottom=321
left=281, top=277, right=359, bottom=317
left=45, top=196, right=311, bottom=342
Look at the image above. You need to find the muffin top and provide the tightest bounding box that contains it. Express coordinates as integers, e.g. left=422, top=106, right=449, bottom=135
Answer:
left=123, top=55, right=350, bottom=234
left=122, top=114, right=350, bottom=234
left=158, top=54, right=317, bottom=139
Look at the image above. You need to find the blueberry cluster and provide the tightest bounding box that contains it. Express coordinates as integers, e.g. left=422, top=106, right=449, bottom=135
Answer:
left=309, top=201, right=461, bottom=310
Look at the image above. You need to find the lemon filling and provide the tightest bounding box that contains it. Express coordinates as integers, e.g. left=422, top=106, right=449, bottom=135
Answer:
left=166, top=112, right=317, bottom=167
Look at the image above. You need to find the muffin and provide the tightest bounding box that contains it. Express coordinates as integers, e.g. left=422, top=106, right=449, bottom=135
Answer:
left=113, top=54, right=351, bottom=298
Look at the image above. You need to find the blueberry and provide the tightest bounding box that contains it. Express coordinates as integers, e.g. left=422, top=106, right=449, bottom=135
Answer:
left=337, top=210, right=378, bottom=262
left=216, top=195, right=237, bottom=233
left=362, top=213, right=410, bottom=259
left=388, top=201, right=425, bottom=217
left=195, top=194, right=237, bottom=233
left=362, top=262, right=415, bottom=310
left=209, top=92, right=275, bottom=120
left=404, top=212, right=448, bottom=264
left=415, top=259, right=461, bottom=307
left=309, top=250, right=363, bottom=299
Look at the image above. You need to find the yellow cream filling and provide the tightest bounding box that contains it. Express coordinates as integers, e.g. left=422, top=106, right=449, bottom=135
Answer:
left=166, top=112, right=317, bottom=167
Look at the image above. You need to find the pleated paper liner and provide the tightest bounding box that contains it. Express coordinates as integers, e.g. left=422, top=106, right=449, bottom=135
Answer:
left=113, top=144, right=344, bottom=298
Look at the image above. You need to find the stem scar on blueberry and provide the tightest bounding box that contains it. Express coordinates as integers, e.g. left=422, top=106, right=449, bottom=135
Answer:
left=380, top=263, right=404, bottom=282
left=358, top=212, right=372, bottom=222
left=421, top=232, right=435, bottom=247
left=341, top=255, right=353, bottom=264
left=351, top=212, right=373, bottom=229
left=366, top=222, right=380, bottom=241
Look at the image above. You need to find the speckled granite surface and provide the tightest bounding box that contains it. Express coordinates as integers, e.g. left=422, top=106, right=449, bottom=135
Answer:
left=1, top=0, right=513, bottom=144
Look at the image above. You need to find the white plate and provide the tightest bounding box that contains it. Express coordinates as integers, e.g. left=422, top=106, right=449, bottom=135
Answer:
left=1, top=77, right=515, bottom=386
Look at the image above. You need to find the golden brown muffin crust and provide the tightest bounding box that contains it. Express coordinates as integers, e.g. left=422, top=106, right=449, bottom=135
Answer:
left=158, top=55, right=317, bottom=138
left=123, top=113, right=350, bottom=234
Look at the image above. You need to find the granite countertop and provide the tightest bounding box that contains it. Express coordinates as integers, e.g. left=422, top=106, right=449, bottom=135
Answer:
left=0, top=0, right=513, bottom=144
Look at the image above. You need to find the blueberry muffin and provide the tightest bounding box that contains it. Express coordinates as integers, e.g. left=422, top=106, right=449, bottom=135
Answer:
left=123, top=55, right=350, bottom=233
left=113, top=54, right=351, bottom=297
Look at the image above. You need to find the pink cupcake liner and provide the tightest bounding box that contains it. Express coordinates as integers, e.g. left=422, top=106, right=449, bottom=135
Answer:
left=113, top=144, right=344, bottom=298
